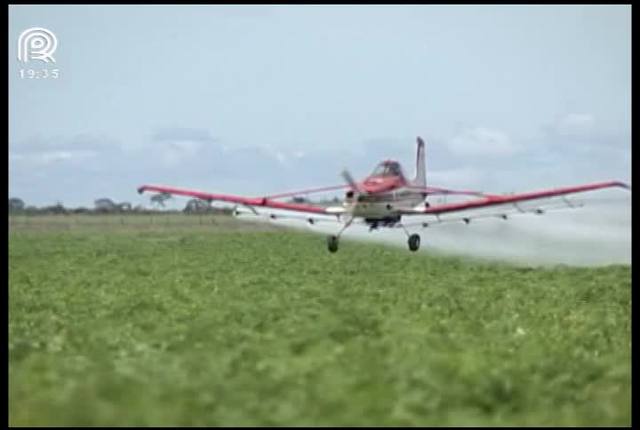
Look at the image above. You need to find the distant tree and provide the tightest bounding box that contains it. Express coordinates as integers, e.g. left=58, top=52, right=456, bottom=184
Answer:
left=9, top=197, right=25, bottom=213
left=94, top=198, right=117, bottom=213
left=290, top=196, right=307, bottom=204
left=44, top=201, right=67, bottom=215
left=183, top=198, right=209, bottom=213
left=150, top=192, right=172, bottom=208
left=117, top=202, right=132, bottom=212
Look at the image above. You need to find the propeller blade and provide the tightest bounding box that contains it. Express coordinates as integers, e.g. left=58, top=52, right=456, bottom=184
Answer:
left=341, top=169, right=364, bottom=193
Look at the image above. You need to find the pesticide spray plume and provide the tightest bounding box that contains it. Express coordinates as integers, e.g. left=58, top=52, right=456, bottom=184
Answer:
left=244, top=191, right=630, bottom=267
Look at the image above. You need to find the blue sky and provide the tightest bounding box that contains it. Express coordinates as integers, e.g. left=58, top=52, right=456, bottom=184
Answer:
left=9, top=5, right=631, bottom=208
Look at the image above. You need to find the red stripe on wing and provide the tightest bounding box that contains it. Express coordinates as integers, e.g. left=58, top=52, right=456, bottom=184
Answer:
left=137, top=184, right=330, bottom=215
left=422, top=181, right=630, bottom=215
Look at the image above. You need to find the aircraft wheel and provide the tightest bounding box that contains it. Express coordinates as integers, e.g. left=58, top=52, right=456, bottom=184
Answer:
left=408, top=234, right=421, bottom=252
left=327, top=235, right=339, bottom=253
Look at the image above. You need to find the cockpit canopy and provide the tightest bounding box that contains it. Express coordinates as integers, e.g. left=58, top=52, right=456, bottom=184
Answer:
left=370, top=160, right=404, bottom=178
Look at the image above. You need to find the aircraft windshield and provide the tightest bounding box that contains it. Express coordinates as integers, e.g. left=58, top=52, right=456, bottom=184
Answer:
left=371, top=162, right=403, bottom=177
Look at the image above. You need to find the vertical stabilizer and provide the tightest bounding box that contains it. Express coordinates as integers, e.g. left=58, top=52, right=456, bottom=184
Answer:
left=413, top=136, right=426, bottom=187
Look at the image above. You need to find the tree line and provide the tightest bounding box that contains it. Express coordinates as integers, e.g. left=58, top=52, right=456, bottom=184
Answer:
left=9, top=193, right=343, bottom=216
left=8, top=197, right=233, bottom=215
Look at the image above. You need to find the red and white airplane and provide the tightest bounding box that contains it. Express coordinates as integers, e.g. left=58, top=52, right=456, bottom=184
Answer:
left=138, top=137, right=630, bottom=253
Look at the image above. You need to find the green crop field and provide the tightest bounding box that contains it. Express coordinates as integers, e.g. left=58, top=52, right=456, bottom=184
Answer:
left=9, top=215, right=631, bottom=426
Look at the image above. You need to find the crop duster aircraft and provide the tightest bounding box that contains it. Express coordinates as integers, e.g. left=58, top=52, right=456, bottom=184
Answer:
left=138, top=137, right=630, bottom=253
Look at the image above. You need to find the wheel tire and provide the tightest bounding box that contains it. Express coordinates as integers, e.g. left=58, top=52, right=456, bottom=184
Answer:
left=408, top=234, right=421, bottom=252
left=327, top=235, right=339, bottom=253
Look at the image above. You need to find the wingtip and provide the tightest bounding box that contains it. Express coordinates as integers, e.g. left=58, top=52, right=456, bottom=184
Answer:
left=137, top=186, right=146, bottom=195
left=614, top=181, right=631, bottom=190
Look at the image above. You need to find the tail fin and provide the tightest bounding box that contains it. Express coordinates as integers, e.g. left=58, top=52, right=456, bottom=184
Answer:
left=413, top=136, right=426, bottom=187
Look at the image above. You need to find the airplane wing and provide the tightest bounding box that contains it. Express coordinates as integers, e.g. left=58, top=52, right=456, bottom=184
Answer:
left=402, top=180, right=630, bottom=216
left=137, top=184, right=345, bottom=215
left=233, top=207, right=345, bottom=224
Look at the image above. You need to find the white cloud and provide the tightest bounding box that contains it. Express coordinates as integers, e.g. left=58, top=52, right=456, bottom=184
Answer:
left=39, top=151, right=75, bottom=164
left=554, top=113, right=595, bottom=136
left=275, top=152, right=287, bottom=165
left=259, top=144, right=294, bottom=166
left=159, top=140, right=203, bottom=167
left=10, top=149, right=98, bottom=167
left=448, top=127, right=519, bottom=157
left=428, top=167, right=484, bottom=189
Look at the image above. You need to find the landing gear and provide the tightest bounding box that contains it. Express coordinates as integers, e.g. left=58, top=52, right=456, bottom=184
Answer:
left=398, top=223, right=421, bottom=252
left=326, top=218, right=421, bottom=253
left=408, top=234, right=421, bottom=252
left=327, top=235, right=339, bottom=253
left=326, top=217, right=354, bottom=253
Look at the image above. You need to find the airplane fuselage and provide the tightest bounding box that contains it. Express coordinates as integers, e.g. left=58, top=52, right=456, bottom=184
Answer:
left=340, top=168, right=427, bottom=227
left=345, top=187, right=426, bottom=218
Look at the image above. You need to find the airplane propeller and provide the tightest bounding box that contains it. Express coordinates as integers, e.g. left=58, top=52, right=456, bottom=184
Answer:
left=339, top=168, right=364, bottom=223
left=341, top=169, right=364, bottom=193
